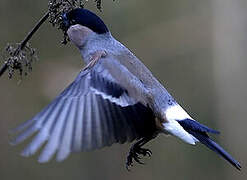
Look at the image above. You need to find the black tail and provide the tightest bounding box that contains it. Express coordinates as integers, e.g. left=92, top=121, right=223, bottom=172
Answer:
left=178, top=119, right=241, bottom=171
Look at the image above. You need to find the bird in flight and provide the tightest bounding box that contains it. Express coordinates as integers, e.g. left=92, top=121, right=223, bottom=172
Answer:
left=11, top=8, right=241, bottom=171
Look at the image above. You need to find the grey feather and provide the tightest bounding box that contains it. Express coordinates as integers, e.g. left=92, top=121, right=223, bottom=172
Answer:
left=38, top=99, right=70, bottom=163
left=56, top=99, right=77, bottom=161
left=72, top=97, right=85, bottom=152
left=12, top=58, right=155, bottom=162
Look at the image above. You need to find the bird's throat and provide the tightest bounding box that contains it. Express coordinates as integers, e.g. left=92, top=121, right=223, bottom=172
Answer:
left=67, top=24, right=93, bottom=48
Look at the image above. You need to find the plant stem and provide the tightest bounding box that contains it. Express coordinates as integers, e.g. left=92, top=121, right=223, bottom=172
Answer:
left=0, top=62, right=8, bottom=77
left=0, top=11, right=50, bottom=78
left=20, top=11, right=50, bottom=50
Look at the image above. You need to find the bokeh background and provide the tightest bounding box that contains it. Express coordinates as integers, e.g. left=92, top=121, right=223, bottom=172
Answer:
left=0, top=0, right=246, bottom=180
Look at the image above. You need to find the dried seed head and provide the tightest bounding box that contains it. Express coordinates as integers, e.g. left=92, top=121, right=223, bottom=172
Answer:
left=1, top=0, right=108, bottom=79
left=3, top=43, right=38, bottom=79
left=48, top=0, right=87, bottom=44
left=95, top=0, right=102, bottom=11
left=48, top=0, right=104, bottom=43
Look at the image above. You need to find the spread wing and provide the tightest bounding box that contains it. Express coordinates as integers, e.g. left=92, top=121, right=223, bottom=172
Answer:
left=11, top=55, right=156, bottom=163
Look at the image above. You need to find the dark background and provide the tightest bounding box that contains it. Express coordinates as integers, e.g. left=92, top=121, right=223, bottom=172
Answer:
left=0, top=0, right=246, bottom=179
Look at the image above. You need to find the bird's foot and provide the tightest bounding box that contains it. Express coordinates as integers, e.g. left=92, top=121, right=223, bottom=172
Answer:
left=126, top=145, right=152, bottom=171
left=83, top=50, right=107, bottom=71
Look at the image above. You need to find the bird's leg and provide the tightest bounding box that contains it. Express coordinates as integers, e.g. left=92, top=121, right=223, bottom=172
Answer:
left=83, top=50, right=107, bottom=71
left=126, top=136, right=155, bottom=170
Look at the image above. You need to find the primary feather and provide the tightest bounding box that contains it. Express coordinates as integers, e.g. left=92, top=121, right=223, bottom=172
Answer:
left=11, top=59, right=156, bottom=162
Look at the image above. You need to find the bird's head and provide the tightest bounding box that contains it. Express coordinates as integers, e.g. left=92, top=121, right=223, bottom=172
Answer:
left=62, top=8, right=109, bottom=48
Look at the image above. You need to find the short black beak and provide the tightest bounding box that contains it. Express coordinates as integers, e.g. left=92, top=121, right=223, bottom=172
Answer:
left=61, top=13, right=71, bottom=31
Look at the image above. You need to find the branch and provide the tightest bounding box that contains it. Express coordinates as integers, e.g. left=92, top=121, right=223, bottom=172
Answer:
left=20, top=12, right=50, bottom=51
left=0, top=11, right=49, bottom=78
left=0, top=63, right=8, bottom=77
left=0, top=0, right=110, bottom=79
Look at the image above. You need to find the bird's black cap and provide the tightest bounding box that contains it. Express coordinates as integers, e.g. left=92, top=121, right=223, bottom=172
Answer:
left=63, top=8, right=109, bottom=34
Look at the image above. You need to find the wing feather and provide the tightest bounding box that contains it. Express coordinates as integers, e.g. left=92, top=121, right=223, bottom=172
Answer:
left=38, top=99, right=70, bottom=163
left=11, top=56, right=156, bottom=162
left=92, top=94, right=103, bottom=148
left=97, top=95, right=112, bottom=146
left=72, top=97, right=85, bottom=152
left=57, top=99, right=77, bottom=161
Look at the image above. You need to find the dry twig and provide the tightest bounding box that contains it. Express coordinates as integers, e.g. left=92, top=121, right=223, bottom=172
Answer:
left=0, top=0, right=107, bottom=79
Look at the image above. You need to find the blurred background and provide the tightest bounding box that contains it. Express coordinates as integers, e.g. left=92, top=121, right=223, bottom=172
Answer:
left=0, top=0, right=246, bottom=179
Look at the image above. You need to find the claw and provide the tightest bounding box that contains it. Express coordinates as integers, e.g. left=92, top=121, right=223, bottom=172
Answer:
left=126, top=163, right=131, bottom=171
left=147, top=150, right=152, bottom=157
left=133, top=155, right=144, bottom=165
left=144, top=149, right=152, bottom=157
left=126, top=146, right=152, bottom=170
left=126, top=153, right=134, bottom=171
left=137, top=148, right=152, bottom=157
